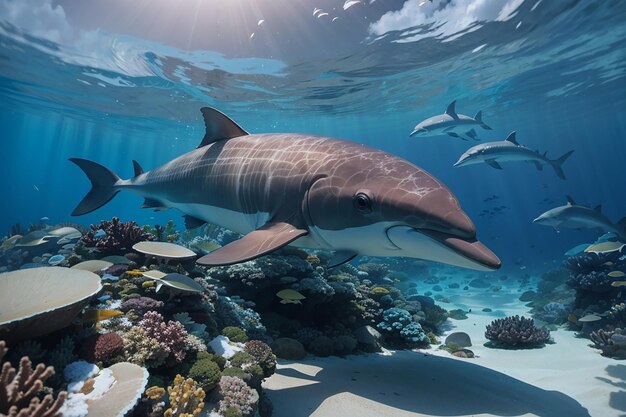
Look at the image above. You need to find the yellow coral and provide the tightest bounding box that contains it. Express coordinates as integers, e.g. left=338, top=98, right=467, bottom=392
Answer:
left=142, top=280, right=156, bottom=289
left=145, top=385, right=165, bottom=400
left=164, top=375, right=206, bottom=417
left=371, top=286, right=390, bottom=294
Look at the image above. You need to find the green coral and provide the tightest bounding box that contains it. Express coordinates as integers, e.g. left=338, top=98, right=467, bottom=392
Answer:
left=229, top=351, right=254, bottom=368
left=222, top=367, right=249, bottom=380
left=222, top=326, right=249, bottom=343
left=189, top=359, right=222, bottom=392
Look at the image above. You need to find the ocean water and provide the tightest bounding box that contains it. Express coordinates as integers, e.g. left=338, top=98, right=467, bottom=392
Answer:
left=0, top=1, right=625, bottom=416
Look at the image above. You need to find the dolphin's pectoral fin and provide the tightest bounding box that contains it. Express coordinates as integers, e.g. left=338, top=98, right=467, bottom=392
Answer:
left=533, top=161, right=543, bottom=171
left=197, top=107, right=249, bottom=148
left=196, top=221, right=308, bottom=266
left=183, top=215, right=206, bottom=230
left=447, top=132, right=460, bottom=138
left=327, top=250, right=357, bottom=268
left=141, top=198, right=168, bottom=211
left=485, top=159, right=503, bottom=170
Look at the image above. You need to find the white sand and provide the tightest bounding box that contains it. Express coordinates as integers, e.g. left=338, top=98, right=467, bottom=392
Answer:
left=263, top=272, right=623, bottom=417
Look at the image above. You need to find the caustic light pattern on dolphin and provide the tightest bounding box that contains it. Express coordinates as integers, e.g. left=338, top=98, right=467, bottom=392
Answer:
left=410, top=100, right=491, bottom=140
left=454, top=131, right=575, bottom=180
left=533, top=196, right=626, bottom=241
left=70, top=108, right=500, bottom=271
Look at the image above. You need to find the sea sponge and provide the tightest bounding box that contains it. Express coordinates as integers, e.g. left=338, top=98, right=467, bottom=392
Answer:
left=0, top=341, right=67, bottom=417
left=485, top=315, right=550, bottom=348
left=164, top=375, right=205, bottom=417
left=377, top=307, right=430, bottom=347
left=222, top=327, right=249, bottom=343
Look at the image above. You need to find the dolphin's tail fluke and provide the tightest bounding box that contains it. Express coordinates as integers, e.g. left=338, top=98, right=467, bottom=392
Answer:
left=69, top=158, right=121, bottom=216
left=549, top=150, right=575, bottom=180
left=474, top=111, right=492, bottom=130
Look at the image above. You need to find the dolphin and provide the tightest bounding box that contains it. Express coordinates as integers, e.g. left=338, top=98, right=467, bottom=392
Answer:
left=70, top=107, right=500, bottom=271
left=453, top=131, right=575, bottom=180
left=409, top=100, right=491, bottom=140
left=533, top=196, right=626, bottom=241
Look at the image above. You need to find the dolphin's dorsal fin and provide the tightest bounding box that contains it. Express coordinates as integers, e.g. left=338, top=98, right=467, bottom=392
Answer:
left=505, top=131, right=519, bottom=145
left=594, top=204, right=602, bottom=213
left=566, top=195, right=576, bottom=205
left=198, top=107, right=249, bottom=148
left=196, top=221, right=307, bottom=266
left=445, top=100, right=458, bottom=118
left=132, top=160, right=143, bottom=177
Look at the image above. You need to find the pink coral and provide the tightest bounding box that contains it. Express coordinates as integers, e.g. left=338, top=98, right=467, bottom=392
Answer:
left=217, top=376, right=257, bottom=416
left=120, top=297, right=164, bottom=314
left=81, top=333, right=124, bottom=363
left=140, top=311, right=188, bottom=363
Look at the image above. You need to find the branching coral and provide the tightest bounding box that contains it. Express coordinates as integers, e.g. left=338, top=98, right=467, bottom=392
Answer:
left=121, top=326, right=169, bottom=368
left=140, top=311, right=189, bottom=363
left=0, top=341, right=67, bottom=417
left=164, top=375, right=205, bottom=417
left=80, top=333, right=124, bottom=364
left=80, top=217, right=155, bottom=255
left=485, top=316, right=550, bottom=348
left=567, top=270, right=616, bottom=293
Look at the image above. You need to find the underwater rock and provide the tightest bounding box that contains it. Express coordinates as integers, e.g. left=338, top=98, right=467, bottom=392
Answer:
left=451, top=349, right=475, bottom=358
left=469, top=278, right=490, bottom=288
left=354, top=325, right=383, bottom=353
left=209, top=335, right=242, bottom=359
left=445, top=332, right=472, bottom=347
left=271, top=338, right=306, bottom=360
left=519, top=290, right=538, bottom=302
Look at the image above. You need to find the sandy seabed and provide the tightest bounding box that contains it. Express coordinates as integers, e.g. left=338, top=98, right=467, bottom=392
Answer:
left=263, top=271, right=624, bottom=417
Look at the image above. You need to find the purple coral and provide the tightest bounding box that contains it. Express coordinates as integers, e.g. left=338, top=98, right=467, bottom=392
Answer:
left=140, top=311, right=188, bottom=363
left=120, top=297, right=164, bottom=315
left=485, top=315, right=550, bottom=348
left=80, top=217, right=154, bottom=255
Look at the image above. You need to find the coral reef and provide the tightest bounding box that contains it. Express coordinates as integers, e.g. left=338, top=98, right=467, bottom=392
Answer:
left=120, top=297, right=164, bottom=315
left=121, top=326, right=169, bottom=368
left=485, top=316, right=550, bottom=348
left=243, top=341, right=276, bottom=378
left=80, top=333, right=124, bottom=365
left=0, top=341, right=67, bottom=417
left=590, top=328, right=626, bottom=359
left=80, top=217, right=155, bottom=256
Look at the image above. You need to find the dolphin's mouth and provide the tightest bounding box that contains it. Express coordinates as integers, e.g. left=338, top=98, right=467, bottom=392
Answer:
left=386, top=226, right=501, bottom=271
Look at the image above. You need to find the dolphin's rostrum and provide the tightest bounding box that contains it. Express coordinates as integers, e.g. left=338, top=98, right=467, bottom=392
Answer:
left=70, top=108, right=500, bottom=271
left=454, top=131, right=575, bottom=180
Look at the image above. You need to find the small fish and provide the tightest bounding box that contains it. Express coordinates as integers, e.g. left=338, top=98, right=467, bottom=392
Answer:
left=33, top=184, right=39, bottom=192
left=258, top=19, right=264, bottom=26
left=97, top=295, right=112, bottom=302
left=80, top=309, right=124, bottom=323
left=585, top=241, right=625, bottom=254
left=125, top=269, right=145, bottom=277
left=154, top=273, right=204, bottom=294
left=276, top=289, right=306, bottom=304
left=101, top=273, right=119, bottom=282
left=577, top=314, right=602, bottom=323
left=608, top=271, right=625, bottom=278
left=250, top=32, right=255, bottom=39
left=40, top=217, right=49, bottom=222
left=604, top=261, right=614, bottom=266
left=567, top=314, right=578, bottom=323
left=1, top=235, right=22, bottom=250
left=611, top=280, right=626, bottom=287
left=317, top=12, right=329, bottom=18
left=332, top=17, right=339, bottom=22
left=343, top=0, right=362, bottom=11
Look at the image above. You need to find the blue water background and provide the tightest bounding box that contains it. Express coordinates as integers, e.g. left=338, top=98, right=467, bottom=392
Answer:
left=1, top=0, right=625, bottom=273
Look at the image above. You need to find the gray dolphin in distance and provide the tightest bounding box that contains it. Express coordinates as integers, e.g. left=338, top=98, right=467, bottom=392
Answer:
left=70, top=108, right=500, bottom=271
left=533, top=196, right=626, bottom=241
left=453, top=131, right=575, bottom=180
left=410, top=100, right=491, bottom=140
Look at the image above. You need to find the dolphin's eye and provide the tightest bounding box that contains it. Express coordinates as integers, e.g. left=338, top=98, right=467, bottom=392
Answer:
left=354, top=192, right=372, bottom=213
